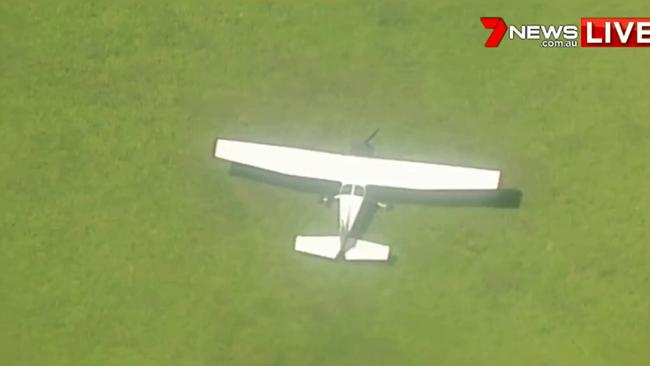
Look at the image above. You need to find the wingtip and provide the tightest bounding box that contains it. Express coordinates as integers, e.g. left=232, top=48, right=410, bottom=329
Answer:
left=214, top=137, right=229, bottom=158
left=213, top=138, right=221, bottom=158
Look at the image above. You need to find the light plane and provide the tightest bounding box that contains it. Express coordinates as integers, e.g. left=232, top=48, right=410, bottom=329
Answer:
left=214, top=132, right=501, bottom=262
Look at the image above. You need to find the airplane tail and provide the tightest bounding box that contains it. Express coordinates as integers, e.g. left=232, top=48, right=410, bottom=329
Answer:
left=294, top=236, right=390, bottom=261
left=295, top=236, right=341, bottom=259
left=344, top=238, right=390, bottom=261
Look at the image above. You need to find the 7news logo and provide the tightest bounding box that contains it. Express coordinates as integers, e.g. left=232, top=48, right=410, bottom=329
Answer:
left=481, top=17, right=650, bottom=48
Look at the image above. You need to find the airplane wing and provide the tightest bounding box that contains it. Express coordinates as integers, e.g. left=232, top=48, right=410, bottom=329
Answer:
left=215, top=139, right=500, bottom=190
left=215, top=139, right=345, bottom=183
left=356, top=155, right=500, bottom=190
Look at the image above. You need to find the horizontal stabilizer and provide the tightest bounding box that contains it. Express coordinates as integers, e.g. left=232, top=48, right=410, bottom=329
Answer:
left=344, top=239, right=390, bottom=261
left=294, top=236, right=341, bottom=259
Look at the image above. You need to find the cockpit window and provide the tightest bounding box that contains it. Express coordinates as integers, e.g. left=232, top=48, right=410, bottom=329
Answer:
left=340, top=184, right=364, bottom=196
left=340, top=184, right=352, bottom=195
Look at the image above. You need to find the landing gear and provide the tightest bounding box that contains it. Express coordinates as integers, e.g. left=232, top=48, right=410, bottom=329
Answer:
left=376, top=201, right=391, bottom=209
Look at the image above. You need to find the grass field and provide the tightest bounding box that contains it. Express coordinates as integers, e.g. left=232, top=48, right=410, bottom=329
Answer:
left=2, top=1, right=649, bottom=365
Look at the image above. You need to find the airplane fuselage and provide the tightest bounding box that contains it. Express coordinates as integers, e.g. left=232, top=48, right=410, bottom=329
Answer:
left=334, top=184, right=366, bottom=252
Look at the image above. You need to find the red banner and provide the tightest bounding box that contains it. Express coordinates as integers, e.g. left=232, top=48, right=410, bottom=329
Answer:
left=581, top=18, right=650, bottom=47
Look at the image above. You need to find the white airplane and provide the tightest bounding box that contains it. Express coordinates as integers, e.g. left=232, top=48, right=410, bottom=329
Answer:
left=214, top=132, right=501, bottom=262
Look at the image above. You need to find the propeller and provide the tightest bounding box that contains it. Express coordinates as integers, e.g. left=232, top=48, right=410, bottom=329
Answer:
left=350, top=128, right=379, bottom=156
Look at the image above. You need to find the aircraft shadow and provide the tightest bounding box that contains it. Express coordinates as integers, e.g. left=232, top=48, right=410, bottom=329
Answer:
left=366, top=187, right=523, bottom=209
left=351, top=188, right=521, bottom=234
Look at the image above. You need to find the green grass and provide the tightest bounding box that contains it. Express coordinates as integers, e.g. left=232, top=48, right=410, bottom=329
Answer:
left=2, top=1, right=650, bottom=365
